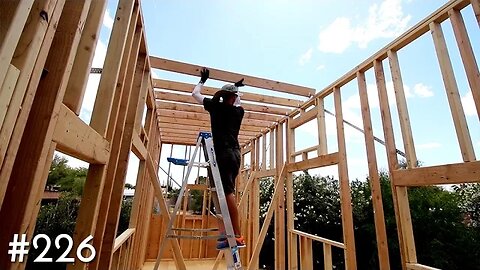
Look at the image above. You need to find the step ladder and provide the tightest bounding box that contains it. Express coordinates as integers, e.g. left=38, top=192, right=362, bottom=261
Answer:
left=153, top=132, right=243, bottom=270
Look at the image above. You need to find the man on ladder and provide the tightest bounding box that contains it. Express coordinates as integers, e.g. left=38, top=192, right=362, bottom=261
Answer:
left=192, top=67, right=246, bottom=250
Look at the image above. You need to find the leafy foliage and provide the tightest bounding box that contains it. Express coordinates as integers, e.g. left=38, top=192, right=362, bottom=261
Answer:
left=27, top=155, right=134, bottom=270
left=47, top=155, right=87, bottom=196
left=256, top=171, right=480, bottom=270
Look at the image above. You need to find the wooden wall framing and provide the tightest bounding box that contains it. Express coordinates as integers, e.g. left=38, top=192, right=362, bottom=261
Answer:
left=0, top=0, right=479, bottom=269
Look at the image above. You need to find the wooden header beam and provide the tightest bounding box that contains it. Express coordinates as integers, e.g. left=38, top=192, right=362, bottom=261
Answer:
left=156, top=103, right=280, bottom=123
left=155, top=91, right=290, bottom=115
left=150, top=56, right=315, bottom=97
left=153, top=79, right=305, bottom=108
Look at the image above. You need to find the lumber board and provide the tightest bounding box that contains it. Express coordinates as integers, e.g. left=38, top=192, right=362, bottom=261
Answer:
left=290, top=106, right=318, bottom=129
left=132, top=133, right=147, bottom=160
left=157, top=109, right=273, bottom=130
left=150, top=57, right=315, bottom=97
left=334, top=88, right=357, bottom=270
left=157, top=106, right=279, bottom=123
left=0, top=0, right=34, bottom=88
left=63, top=0, right=108, bottom=114
left=156, top=98, right=289, bottom=116
left=430, top=21, right=475, bottom=162
left=358, top=71, right=390, bottom=269
left=392, top=160, right=480, bottom=186
left=0, top=65, right=20, bottom=130
left=153, top=79, right=304, bottom=107
left=0, top=1, right=93, bottom=269
left=375, top=59, right=417, bottom=264
left=155, top=90, right=290, bottom=115
left=53, top=104, right=110, bottom=164
left=146, top=153, right=187, bottom=270
left=449, top=8, right=480, bottom=123
left=316, top=98, right=328, bottom=155
left=97, top=35, right=146, bottom=270
left=247, top=165, right=286, bottom=270
left=89, top=0, right=136, bottom=136
left=0, top=0, right=64, bottom=208
left=287, top=153, right=339, bottom=172
left=388, top=50, right=417, bottom=168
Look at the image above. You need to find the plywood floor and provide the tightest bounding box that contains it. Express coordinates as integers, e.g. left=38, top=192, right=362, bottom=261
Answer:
left=142, top=259, right=226, bottom=270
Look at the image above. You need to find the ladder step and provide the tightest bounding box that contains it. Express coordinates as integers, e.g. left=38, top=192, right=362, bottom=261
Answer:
left=166, top=158, right=209, bottom=167
left=172, top=228, right=219, bottom=232
left=167, top=157, right=189, bottom=166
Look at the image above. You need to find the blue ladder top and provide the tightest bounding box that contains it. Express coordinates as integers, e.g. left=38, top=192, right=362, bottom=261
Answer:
left=199, top=131, right=211, bottom=139
left=167, top=158, right=189, bottom=166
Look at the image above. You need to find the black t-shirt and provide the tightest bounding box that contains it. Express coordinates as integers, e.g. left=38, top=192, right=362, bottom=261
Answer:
left=203, top=97, right=244, bottom=150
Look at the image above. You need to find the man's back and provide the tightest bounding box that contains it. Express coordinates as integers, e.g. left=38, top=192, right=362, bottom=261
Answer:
left=203, top=98, right=244, bottom=151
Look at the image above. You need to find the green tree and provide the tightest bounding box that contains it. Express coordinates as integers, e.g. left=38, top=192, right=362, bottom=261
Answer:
left=47, top=155, right=87, bottom=196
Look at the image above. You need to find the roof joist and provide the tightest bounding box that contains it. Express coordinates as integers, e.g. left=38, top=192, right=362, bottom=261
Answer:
left=153, top=79, right=305, bottom=108
left=156, top=102, right=281, bottom=123
left=150, top=56, right=316, bottom=97
left=155, top=95, right=290, bottom=115
left=157, top=116, right=266, bottom=133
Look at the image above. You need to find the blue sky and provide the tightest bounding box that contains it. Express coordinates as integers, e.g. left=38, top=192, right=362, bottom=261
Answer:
left=59, top=0, right=480, bottom=187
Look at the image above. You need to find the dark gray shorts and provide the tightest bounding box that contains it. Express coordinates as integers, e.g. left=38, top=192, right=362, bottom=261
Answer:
left=214, top=148, right=240, bottom=195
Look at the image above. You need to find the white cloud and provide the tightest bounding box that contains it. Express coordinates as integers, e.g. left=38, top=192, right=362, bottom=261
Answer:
left=92, top=39, right=107, bottom=68
left=103, top=9, right=114, bottom=30
left=316, top=64, right=326, bottom=71
left=318, top=18, right=353, bottom=53
left=318, top=0, right=411, bottom=53
left=299, top=48, right=313, bottom=65
left=417, top=142, right=442, bottom=149
left=461, top=90, right=477, bottom=116
left=413, top=83, right=434, bottom=97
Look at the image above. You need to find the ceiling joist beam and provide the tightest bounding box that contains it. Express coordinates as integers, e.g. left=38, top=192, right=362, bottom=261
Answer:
left=150, top=56, right=315, bottom=97
left=153, top=79, right=305, bottom=108
left=156, top=103, right=280, bottom=123
left=156, top=99, right=289, bottom=116
left=157, top=117, right=264, bottom=134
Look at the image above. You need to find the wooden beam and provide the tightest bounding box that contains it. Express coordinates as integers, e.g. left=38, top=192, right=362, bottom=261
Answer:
left=358, top=71, right=390, bottom=270
left=255, top=169, right=276, bottom=179
left=334, top=87, right=357, bottom=270
left=247, top=165, right=286, bottom=270
left=287, top=153, right=339, bottom=172
left=150, top=57, right=315, bottom=97
left=0, top=65, right=20, bottom=131
left=156, top=97, right=289, bottom=115
left=430, top=21, right=475, bottom=162
left=153, top=79, right=304, bottom=107
left=63, top=0, right=108, bottom=114
left=0, top=1, right=93, bottom=269
left=157, top=106, right=279, bottom=123
left=146, top=153, right=187, bottom=270
left=160, top=138, right=197, bottom=146
left=290, top=107, right=318, bottom=129
left=375, top=59, right=417, bottom=266
left=317, top=98, right=328, bottom=155
left=53, top=104, right=110, bottom=164
left=0, top=0, right=64, bottom=209
left=132, top=133, right=147, bottom=160
left=89, top=0, right=136, bottom=137
left=393, top=160, right=480, bottom=186
left=388, top=50, right=417, bottom=168
left=159, top=126, right=258, bottom=138
left=157, top=117, right=261, bottom=136
left=0, top=0, right=34, bottom=88
left=157, top=109, right=273, bottom=130
left=449, top=8, right=480, bottom=123
left=291, top=229, right=345, bottom=249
